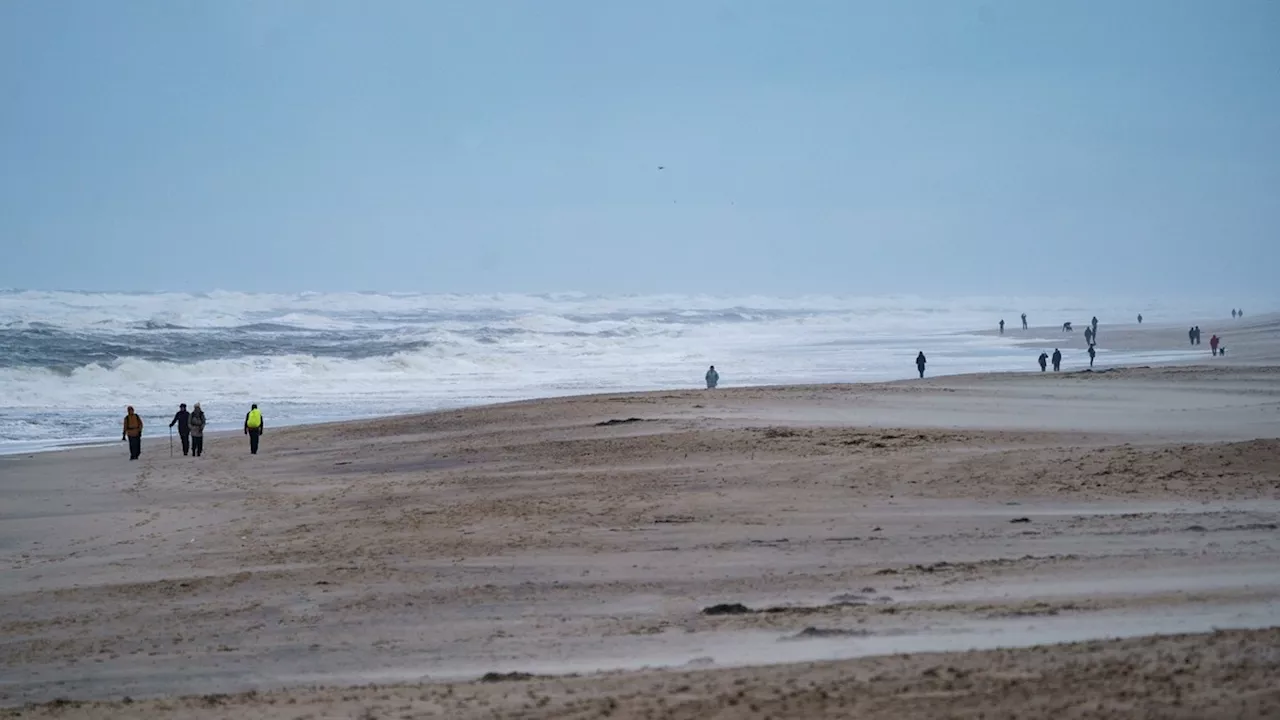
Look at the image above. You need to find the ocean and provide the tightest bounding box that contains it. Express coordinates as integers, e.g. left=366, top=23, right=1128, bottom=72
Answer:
left=0, top=290, right=1208, bottom=454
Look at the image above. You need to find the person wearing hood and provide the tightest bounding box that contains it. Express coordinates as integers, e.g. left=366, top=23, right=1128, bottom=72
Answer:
left=705, top=365, right=719, bottom=389
left=169, top=403, right=191, bottom=456
left=1051, top=348, right=1062, bottom=372
left=122, top=406, right=144, bottom=460
left=189, top=403, right=206, bottom=457
left=915, top=351, right=927, bottom=379
left=1038, top=352, right=1048, bottom=372
left=244, top=404, right=264, bottom=455
left=1088, top=344, right=1096, bottom=368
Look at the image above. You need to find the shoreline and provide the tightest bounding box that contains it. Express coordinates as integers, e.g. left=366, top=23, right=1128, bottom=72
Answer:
left=4, top=359, right=1272, bottom=459
left=6, top=312, right=1276, bottom=457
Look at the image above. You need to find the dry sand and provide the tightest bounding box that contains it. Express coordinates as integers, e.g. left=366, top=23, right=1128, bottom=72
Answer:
left=3, top=361, right=1280, bottom=717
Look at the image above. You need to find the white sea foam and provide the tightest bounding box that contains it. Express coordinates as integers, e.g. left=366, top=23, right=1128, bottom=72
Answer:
left=0, top=290, right=1231, bottom=452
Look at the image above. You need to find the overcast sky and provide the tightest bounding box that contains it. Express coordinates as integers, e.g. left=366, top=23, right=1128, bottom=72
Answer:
left=2, top=0, right=1277, bottom=296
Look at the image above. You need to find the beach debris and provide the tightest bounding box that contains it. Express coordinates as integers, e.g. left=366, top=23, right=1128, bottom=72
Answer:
left=782, top=627, right=872, bottom=641
left=1010, top=517, right=1031, bottom=523
left=479, top=671, right=538, bottom=683
left=653, top=514, right=697, bottom=524
left=702, top=597, right=877, bottom=617
left=702, top=603, right=752, bottom=616
left=684, top=656, right=715, bottom=667
left=595, top=417, right=647, bottom=427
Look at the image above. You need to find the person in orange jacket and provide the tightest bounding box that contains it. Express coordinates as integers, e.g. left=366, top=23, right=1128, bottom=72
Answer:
left=123, top=406, right=144, bottom=460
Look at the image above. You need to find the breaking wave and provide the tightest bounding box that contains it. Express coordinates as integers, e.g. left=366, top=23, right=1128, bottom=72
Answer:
left=0, top=290, right=1215, bottom=452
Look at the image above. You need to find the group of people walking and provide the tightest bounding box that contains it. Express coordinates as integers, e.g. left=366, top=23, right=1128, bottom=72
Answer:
left=166, top=403, right=207, bottom=457
left=120, top=403, right=264, bottom=461
left=711, top=306, right=1243, bottom=388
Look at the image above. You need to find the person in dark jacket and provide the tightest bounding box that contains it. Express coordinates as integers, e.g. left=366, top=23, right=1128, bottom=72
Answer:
left=244, top=404, right=264, bottom=455
left=1051, top=348, right=1062, bottom=372
left=189, top=403, right=206, bottom=457
left=915, top=351, right=927, bottom=379
left=169, top=403, right=191, bottom=456
left=1038, top=352, right=1048, bottom=372
left=1088, top=344, right=1096, bottom=367
left=123, top=406, right=144, bottom=460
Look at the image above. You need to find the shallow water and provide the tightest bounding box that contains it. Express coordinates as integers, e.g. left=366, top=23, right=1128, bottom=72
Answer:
left=0, top=291, right=1216, bottom=452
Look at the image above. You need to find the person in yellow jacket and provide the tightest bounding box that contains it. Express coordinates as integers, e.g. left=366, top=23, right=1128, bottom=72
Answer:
left=122, top=406, right=144, bottom=460
left=243, top=404, right=264, bottom=455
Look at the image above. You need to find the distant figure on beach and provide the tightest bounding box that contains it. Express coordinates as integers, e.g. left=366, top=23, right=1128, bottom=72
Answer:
left=1239, top=309, right=1244, bottom=318
left=1090, top=317, right=1098, bottom=342
left=189, top=403, right=206, bottom=457
left=1210, top=335, right=1220, bottom=356
left=1038, top=352, right=1048, bottom=372
left=1088, top=345, right=1096, bottom=367
left=1062, top=322, right=1073, bottom=332
left=705, top=365, right=719, bottom=389
left=999, top=319, right=1004, bottom=334
left=1051, top=348, right=1062, bottom=372
left=122, top=406, right=143, bottom=461
left=169, top=403, right=191, bottom=456
left=1021, top=313, right=1028, bottom=330
left=1188, top=327, right=1196, bottom=346
left=1137, top=313, right=1143, bottom=324
left=1084, top=327, right=1093, bottom=345
left=1232, top=309, right=1238, bottom=319
left=244, top=404, right=264, bottom=455
left=915, top=351, right=927, bottom=379
left=1195, top=326, right=1202, bottom=345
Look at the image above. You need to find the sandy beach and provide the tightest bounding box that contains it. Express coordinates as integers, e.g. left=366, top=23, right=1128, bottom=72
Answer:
left=978, top=312, right=1279, bottom=367
left=3, top=354, right=1280, bottom=716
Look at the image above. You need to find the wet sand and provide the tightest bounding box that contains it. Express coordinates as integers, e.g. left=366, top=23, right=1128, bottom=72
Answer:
left=981, top=311, right=1280, bottom=366
left=2, top=364, right=1279, bottom=718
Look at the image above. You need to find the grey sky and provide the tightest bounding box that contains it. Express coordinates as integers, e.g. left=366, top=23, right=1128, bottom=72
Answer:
left=2, top=1, right=1277, bottom=295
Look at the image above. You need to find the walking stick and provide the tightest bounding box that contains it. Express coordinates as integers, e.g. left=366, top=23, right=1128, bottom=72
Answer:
left=169, top=426, right=173, bottom=457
